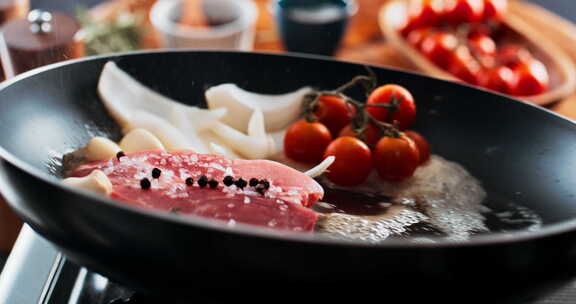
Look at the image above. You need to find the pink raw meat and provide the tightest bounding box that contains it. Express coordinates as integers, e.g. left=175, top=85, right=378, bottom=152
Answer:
left=70, top=150, right=323, bottom=232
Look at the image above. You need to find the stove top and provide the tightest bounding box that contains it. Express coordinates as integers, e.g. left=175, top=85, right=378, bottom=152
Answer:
left=2, top=225, right=576, bottom=304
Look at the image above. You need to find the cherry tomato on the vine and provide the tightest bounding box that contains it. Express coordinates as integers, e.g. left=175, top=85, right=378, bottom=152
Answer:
left=420, top=31, right=459, bottom=70
left=483, top=0, right=508, bottom=21
left=444, top=0, right=485, bottom=24
left=448, top=46, right=482, bottom=85
left=314, top=95, right=354, bottom=137
left=407, top=0, right=446, bottom=29
left=284, top=120, right=332, bottom=163
left=404, top=130, right=431, bottom=165
left=373, top=136, right=420, bottom=182
left=407, top=27, right=434, bottom=49
left=497, top=44, right=532, bottom=68
left=366, top=84, right=417, bottom=130
left=323, top=137, right=373, bottom=186
left=481, top=65, right=516, bottom=94
left=339, top=123, right=382, bottom=148
left=510, top=59, right=549, bottom=96
left=468, top=32, right=496, bottom=58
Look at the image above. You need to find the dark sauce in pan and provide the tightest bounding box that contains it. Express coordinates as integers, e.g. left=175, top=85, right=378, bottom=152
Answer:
left=313, top=156, right=542, bottom=243
left=314, top=191, right=542, bottom=242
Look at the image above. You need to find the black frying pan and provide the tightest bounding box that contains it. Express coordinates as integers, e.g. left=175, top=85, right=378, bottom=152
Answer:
left=0, top=51, right=576, bottom=302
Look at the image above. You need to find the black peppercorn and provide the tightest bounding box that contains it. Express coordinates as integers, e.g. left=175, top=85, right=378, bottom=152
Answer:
left=249, top=178, right=259, bottom=187
left=198, top=176, right=208, bottom=187
left=152, top=168, right=162, bottom=179
left=223, top=176, right=234, bottom=186
left=116, top=151, right=125, bottom=160
left=185, top=178, right=194, bottom=186
left=208, top=179, right=218, bottom=188
left=234, top=178, right=247, bottom=189
left=259, top=179, right=270, bottom=189
left=140, top=178, right=151, bottom=190
left=255, top=184, right=266, bottom=195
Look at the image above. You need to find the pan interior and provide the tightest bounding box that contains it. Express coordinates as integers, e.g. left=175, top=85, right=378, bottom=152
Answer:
left=1, top=51, right=576, bottom=242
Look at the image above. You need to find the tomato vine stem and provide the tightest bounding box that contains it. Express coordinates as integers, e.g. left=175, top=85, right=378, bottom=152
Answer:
left=302, top=72, right=403, bottom=141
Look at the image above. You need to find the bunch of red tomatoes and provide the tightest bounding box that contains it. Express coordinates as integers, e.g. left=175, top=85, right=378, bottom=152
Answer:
left=284, top=83, right=430, bottom=187
left=400, top=0, right=549, bottom=96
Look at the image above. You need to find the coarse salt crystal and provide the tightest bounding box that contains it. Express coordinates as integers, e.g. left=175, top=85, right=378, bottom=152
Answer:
left=227, top=219, right=236, bottom=227
left=227, top=203, right=235, bottom=208
left=224, top=167, right=234, bottom=176
left=244, top=196, right=251, bottom=204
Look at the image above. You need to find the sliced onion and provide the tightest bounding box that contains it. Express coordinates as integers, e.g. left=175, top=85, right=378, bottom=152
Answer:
left=205, top=83, right=312, bottom=132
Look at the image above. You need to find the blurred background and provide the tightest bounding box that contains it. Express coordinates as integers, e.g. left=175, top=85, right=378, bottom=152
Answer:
left=0, top=0, right=576, bottom=261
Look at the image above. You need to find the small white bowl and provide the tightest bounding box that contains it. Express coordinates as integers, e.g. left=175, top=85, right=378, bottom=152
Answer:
left=150, top=0, right=258, bottom=50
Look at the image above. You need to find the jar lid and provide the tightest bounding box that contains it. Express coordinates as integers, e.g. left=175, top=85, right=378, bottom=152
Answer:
left=2, top=10, right=82, bottom=51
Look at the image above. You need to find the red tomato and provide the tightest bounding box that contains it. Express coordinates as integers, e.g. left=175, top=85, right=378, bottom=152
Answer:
left=444, top=0, right=485, bottom=24
left=366, top=84, right=417, bottom=130
left=339, top=123, right=382, bottom=148
left=314, top=95, right=354, bottom=137
left=468, top=32, right=496, bottom=57
left=510, top=59, right=549, bottom=96
left=373, top=136, right=420, bottom=182
left=497, top=44, right=533, bottom=68
left=407, top=27, right=434, bottom=49
left=284, top=120, right=332, bottom=163
left=420, top=32, right=459, bottom=70
left=448, top=46, right=482, bottom=85
left=323, top=137, right=373, bottom=186
left=407, top=0, right=446, bottom=29
left=483, top=0, right=508, bottom=20
left=481, top=66, right=516, bottom=94
left=404, top=130, right=431, bottom=165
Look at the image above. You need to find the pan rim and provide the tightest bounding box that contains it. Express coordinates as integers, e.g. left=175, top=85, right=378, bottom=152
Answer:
left=0, top=49, right=575, bottom=249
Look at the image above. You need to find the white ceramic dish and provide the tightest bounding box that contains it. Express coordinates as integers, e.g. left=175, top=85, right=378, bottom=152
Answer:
left=150, top=0, right=258, bottom=50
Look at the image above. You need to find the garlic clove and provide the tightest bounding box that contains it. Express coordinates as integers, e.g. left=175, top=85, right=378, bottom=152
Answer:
left=119, top=128, right=165, bottom=153
left=84, top=137, right=122, bottom=161
left=62, top=170, right=113, bottom=196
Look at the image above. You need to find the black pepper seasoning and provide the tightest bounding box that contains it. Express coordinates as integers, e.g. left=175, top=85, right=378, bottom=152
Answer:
left=255, top=184, right=267, bottom=195
left=249, top=178, right=259, bottom=187
left=198, top=175, right=208, bottom=187
left=116, top=151, right=125, bottom=160
left=185, top=178, right=194, bottom=186
left=140, top=178, right=151, bottom=190
left=223, top=176, right=234, bottom=186
left=208, top=179, right=219, bottom=188
left=152, top=168, right=162, bottom=179
left=259, top=179, right=270, bottom=189
left=234, top=178, right=247, bottom=189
